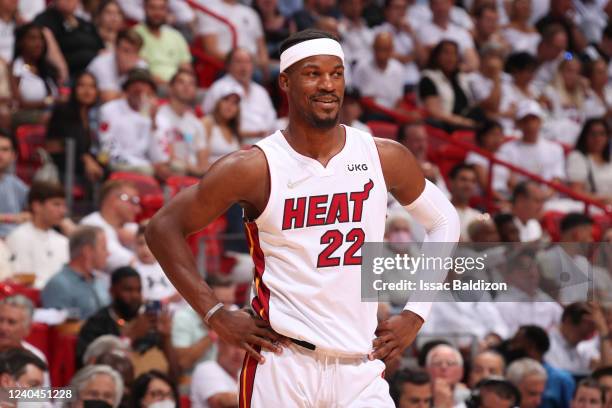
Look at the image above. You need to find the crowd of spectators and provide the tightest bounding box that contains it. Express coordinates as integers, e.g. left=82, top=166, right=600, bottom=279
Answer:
left=0, top=0, right=611, bottom=407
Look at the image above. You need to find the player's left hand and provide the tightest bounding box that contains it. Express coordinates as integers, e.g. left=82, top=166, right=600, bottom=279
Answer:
left=369, top=310, right=424, bottom=362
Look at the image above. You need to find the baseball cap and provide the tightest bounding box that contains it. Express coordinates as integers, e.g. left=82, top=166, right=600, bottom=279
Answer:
left=203, top=80, right=244, bottom=113
left=515, top=100, right=544, bottom=121
left=122, top=68, right=157, bottom=92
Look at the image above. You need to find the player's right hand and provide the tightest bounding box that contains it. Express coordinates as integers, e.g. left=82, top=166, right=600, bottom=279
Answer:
left=208, top=308, right=289, bottom=363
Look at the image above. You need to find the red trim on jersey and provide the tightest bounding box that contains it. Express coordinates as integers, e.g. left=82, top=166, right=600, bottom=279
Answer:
left=239, top=348, right=260, bottom=408
left=244, top=221, right=270, bottom=321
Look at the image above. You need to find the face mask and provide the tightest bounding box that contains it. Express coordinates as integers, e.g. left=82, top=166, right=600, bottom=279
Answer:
left=148, top=400, right=176, bottom=408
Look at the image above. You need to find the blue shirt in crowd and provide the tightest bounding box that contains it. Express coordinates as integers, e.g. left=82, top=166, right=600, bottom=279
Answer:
left=541, top=361, right=575, bottom=408
left=0, top=173, right=28, bottom=238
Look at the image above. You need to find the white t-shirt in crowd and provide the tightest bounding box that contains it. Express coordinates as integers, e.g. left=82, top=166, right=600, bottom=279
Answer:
left=352, top=58, right=404, bottom=109
left=117, top=0, right=194, bottom=24
left=339, top=19, right=374, bottom=67
left=498, top=137, right=566, bottom=182
left=455, top=206, right=482, bottom=241
left=191, top=361, right=238, bottom=408
left=406, top=3, right=474, bottom=32
left=196, top=1, right=263, bottom=56
left=501, top=28, right=540, bottom=55
left=205, top=122, right=240, bottom=165
left=98, top=98, right=165, bottom=168
left=495, top=286, right=563, bottom=336
left=5, top=222, right=69, bottom=289
left=583, top=86, right=612, bottom=120
left=80, top=211, right=136, bottom=272
left=134, top=261, right=178, bottom=302
left=155, top=104, right=207, bottom=169
left=465, top=151, right=511, bottom=196
left=18, top=0, right=45, bottom=22
left=373, top=23, right=420, bottom=85
left=0, top=18, right=15, bottom=62
left=513, top=216, right=543, bottom=243
left=12, top=57, right=57, bottom=103
left=87, top=51, right=147, bottom=93
left=416, top=21, right=475, bottom=55
left=566, top=151, right=612, bottom=197
left=545, top=327, right=600, bottom=376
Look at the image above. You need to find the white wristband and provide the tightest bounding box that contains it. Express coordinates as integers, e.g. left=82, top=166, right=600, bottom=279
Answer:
left=204, top=302, right=224, bottom=325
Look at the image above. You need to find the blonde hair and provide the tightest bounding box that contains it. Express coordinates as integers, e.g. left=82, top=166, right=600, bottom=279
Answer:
left=552, top=58, right=586, bottom=110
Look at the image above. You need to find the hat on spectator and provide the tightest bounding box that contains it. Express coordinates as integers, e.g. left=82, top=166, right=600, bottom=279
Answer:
left=515, top=100, right=544, bottom=121
left=122, top=68, right=157, bottom=92
left=203, top=80, right=244, bottom=113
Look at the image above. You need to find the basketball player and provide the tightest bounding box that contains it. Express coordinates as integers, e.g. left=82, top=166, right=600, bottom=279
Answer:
left=146, top=29, right=460, bottom=406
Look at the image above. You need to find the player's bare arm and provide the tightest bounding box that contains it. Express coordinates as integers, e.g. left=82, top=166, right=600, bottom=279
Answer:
left=145, top=147, right=285, bottom=363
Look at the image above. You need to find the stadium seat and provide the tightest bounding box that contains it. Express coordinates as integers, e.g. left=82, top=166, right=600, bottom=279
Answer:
left=191, top=38, right=225, bottom=89
left=138, top=194, right=165, bottom=223
left=0, top=282, right=41, bottom=307
left=15, top=124, right=46, bottom=183
left=540, top=210, right=566, bottom=242
left=366, top=121, right=398, bottom=139
left=48, top=329, right=78, bottom=387
left=180, top=395, right=191, bottom=408
left=25, top=323, right=50, bottom=361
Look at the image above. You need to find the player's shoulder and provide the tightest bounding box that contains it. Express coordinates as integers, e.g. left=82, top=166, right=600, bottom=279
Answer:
left=207, top=146, right=268, bottom=181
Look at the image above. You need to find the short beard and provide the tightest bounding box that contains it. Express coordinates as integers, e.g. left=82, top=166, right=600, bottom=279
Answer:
left=304, top=111, right=339, bottom=130
left=145, top=18, right=164, bottom=30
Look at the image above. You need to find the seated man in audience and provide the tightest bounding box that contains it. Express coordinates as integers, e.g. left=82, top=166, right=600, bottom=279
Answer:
left=87, top=29, right=147, bottom=103
left=6, top=181, right=68, bottom=288
left=493, top=213, right=521, bottom=243
left=468, top=351, right=506, bottom=389
left=191, top=338, right=245, bottom=408
left=41, top=226, right=111, bottom=320
left=592, top=367, right=612, bottom=405
left=134, top=0, right=191, bottom=85
left=390, top=368, right=432, bottom=408
left=425, top=344, right=470, bottom=408
left=338, top=0, right=374, bottom=70
left=171, top=275, right=236, bottom=375
left=571, top=378, right=605, bottom=408
left=0, top=347, right=46, bottom=389
left=546, top=302, right=608, bottom=377
left=507, top=358, right=548, bottom=408
left=76, top=267, right=179, bottom=379
left=0, top=132, right=29, bottom=239
left=98, top=68, right=167, bottom=176
left=470, top=378, right=520, bottom=408
left=203, top=48, right=277, bottom=142
left=81, top=180, right=139, bottom=272
left=352, top=31, right=405, bottom=109
left=510, top=181, right=546, bottom=243
left=503, top=325, right=575, bottom=408
left=447, top=163, right=481, bottom=241
left=69, top=365, right=124, bottom=408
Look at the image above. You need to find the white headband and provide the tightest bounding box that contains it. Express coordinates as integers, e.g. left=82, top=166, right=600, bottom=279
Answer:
left=279, top=38, right=345, bottom=73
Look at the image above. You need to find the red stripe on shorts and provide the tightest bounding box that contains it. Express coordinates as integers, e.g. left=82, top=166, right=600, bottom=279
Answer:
left=244, top=221, right=270, bottom=321
left=239, top=348, right=260, bottom=408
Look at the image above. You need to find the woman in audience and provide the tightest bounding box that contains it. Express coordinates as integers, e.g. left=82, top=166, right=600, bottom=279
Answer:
left=584, top=59, right=612, bottom=121
left=567, top=118, right=612, bottom=205
left=10, top=23, right=59, bottom=125
left=254, top=0, right=295, bottom=61
left=94, top=0, right=125, bottom=51
left=502, top=0, right=540, bottom=55
left=131, top=370, right=179, bottom=408
left=418, top=40, right=475, bottom=131
left=67, top=365, right=124, bottom=408
left=503, top=52, right=539, bottom=108
left=200, top=82, right=243, bottom=167
left=46, top=71, right=104, bottom=184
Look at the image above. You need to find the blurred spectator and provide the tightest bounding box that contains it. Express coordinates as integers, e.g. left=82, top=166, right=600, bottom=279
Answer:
left=0, top=240, right=11, bottom=280
left=447, top=163, right=481, bottom=241
left=535, top=0, right=587, bottom=54
left=473, top=4, right=509, bottom=54
left=197, top=0, right=270, bottom=81
left=6, top=181, right=68, bottom=288
left=17, top=0, right=45, bottom=22
left=502, top=0, right=541, bottom=55
left=337, top=0, right=372, bottom=69
left=33, top=0, right=104, bottom=76
left=469, top=378, right=521, bottom=408
left=533, top=24, right=568, bottom=93
left=567, top=118, right=612, bottom=205
left=203, top=48, right=277, bottom=141
left=503, top=52, right=539, bottom=125
left=495, top=249, right=563, bottom=334
left=506, top=358, right=547, bottom=408
left=418, top=40, right=476, bottom=131
left=0, top=131, right=29, bottom=238
left=82, top=335, right=130, bottom=366
left=467, top=216, right=500, bottom=242
left=191, top=338, right=245, bottom=408
left=171, top=275, right=236, bottom=375
left=134, top=225, right=179, bottom=305
left=117, top=0, right=195, bottom=27
left=255, top=0, right=296, bottom=61
left=95, top=350, right=135, bottom=407
left=583, top=60, right=612, bottom=121
left=133, top=0, right=191, bottom=85
left=46, top=71, right=104, bottom=183
left=592, top=366, right=612, bottom=405
left=339, top=87, right=369, bottom=133
left=397, top=122, right=448, bottom=195
left=546, top=302, right=604, bottom=377
left=0, top=347, right=46, bottom=388
left=154, top=69, right=208, bottom=177
left=131, top=370, right=179, bottom=408
left=201, top=81, right=243, bottom=166
left=97, top=68, right=166, bottom=175
left=292, top=0, right=339, bottom=32
left=415, top=0, right=479, bottom=72
left=465, top=120, right=512, bottom=200
left=571, top=378, right=605, bottom=408
left=468, top=350, right=506, bottom=388
left=67, top=364, right=124, bottom=408
left=509, top=181, right=545, bottom=242
left=76, top=267, right=179, bottom=379
left=389, top=368, right=432, bottom=408
left=373, top=0, right=419, bottom=89
left=352, top=32, right=404, bottom=109
left=406, top=0, right=474, bottom=32
left=93, top=0, right=125, bottom=51
left=503, top=325, right=575, bottom=408
left=493, top=212, right=521, bottom=243
left=10, top=23, right=60, bottom=122
left=0, top=0, right=17, bottom=63
left=0, top=295, right=48, bottom=368
left=80, top=180, right=139, bottom=271
left=582, top=23, right=612, bottom=83
left=425, top=344, right=470, bottom=408
left=499, top=101, right=566, bottom=185
left=41, top=226, right=111, bottom=320
left=87, top=29, right=146, bottom=102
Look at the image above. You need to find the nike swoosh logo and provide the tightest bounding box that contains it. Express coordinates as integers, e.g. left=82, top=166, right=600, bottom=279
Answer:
left=287, top=175, right=312, bottom=189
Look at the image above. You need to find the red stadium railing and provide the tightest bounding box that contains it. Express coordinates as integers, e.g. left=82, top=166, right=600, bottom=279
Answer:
left=360, top=98, right=612, bottom=217
left=183, top=0, right=237, bottom=48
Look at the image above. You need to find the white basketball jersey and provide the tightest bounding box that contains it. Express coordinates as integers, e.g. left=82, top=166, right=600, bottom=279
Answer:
left=246, top=125, right=387, bottom=354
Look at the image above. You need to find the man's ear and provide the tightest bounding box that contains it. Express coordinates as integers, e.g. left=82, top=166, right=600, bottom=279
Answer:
left=0, top=373, right=15, bottom=388
left=279, top=72, right=289, bottom=93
